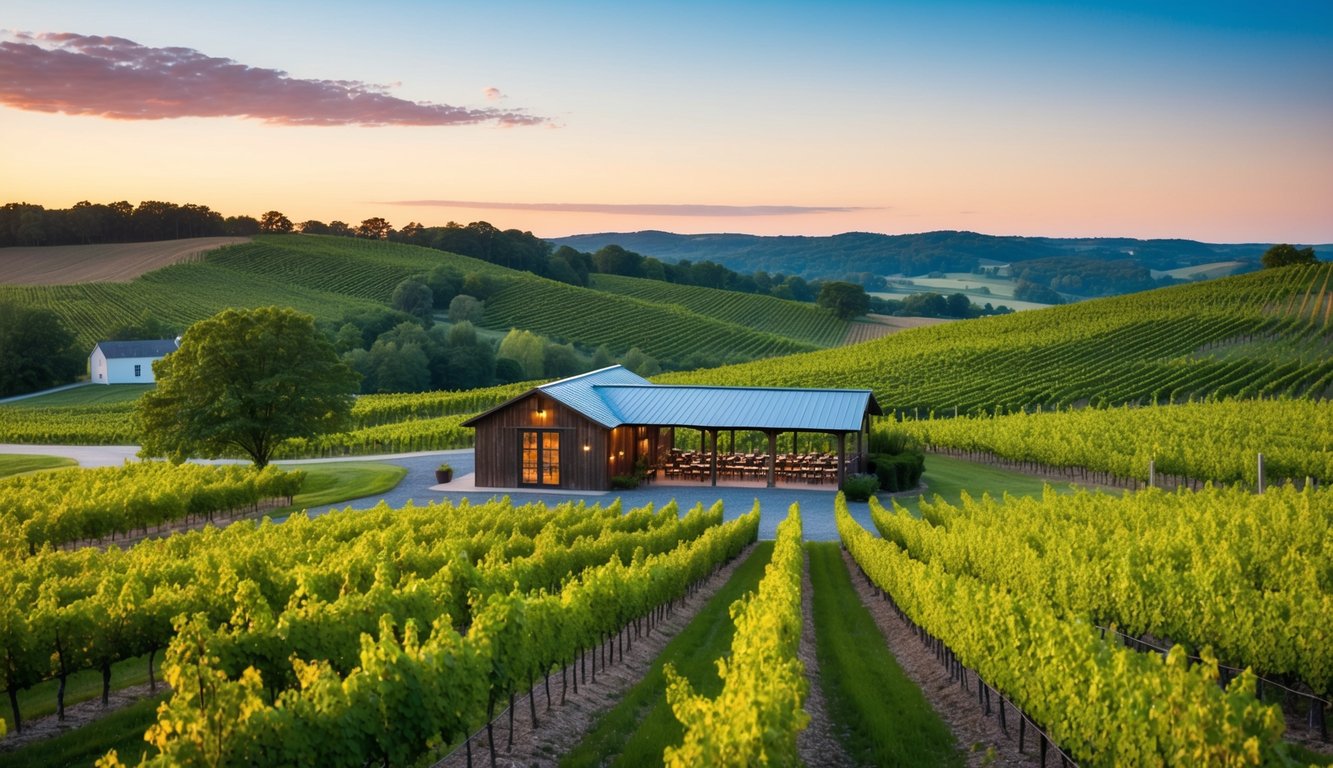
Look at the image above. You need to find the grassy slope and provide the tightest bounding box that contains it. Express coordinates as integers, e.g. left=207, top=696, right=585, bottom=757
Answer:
left=277, top=461, right=407, bottom=512
left=561, top=543, right=774, bottom=768
left=807, top=542, right=961, bottom=766
left=0, top=454, right=76, bottom=478
left=2, top=235, right=818, bottom=366
left=661, top=262, right=1333, bottom=413
left=590, top=273, right=848, bottom=347
left=2, top=385, right=151, bottom=409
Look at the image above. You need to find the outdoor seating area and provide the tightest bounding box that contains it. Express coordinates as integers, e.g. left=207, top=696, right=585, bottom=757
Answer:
left=660, top=449, right=845, bottom=485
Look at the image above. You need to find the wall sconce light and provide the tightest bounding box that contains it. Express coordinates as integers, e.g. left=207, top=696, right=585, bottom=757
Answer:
left=535, top=408, right=546, bottom=417
left=618, top=450, right=625, bottom=457
left=583, top=444, right=591, bottom=452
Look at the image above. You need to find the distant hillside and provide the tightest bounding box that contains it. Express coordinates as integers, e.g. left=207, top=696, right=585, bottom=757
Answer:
left=0, top=235, right=821, bottom=369
left=661, top=262, right=1333, bottom=413
left=551, top=230, right=1332, bottom=291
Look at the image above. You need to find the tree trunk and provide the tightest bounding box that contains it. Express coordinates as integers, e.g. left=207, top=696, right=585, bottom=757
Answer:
left=7, top=685, right=20, bottom=733
left=101, top=660, right=112, bottom=706
left=57, top=672, right=67, bottom=721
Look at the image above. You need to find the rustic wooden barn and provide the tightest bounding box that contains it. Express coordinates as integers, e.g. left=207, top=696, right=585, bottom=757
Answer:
left=462, top=365, right=881, bottom=491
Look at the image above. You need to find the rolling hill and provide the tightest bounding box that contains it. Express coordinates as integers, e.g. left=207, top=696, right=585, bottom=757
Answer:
left=0, top=235, right=827, bottom=366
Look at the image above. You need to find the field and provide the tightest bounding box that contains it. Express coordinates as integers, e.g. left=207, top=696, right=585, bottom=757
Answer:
left=1151, top=260, right=1251, bottom=280
left=1, top=235, right=826, bottom=365
left=0, top=238, right=249, bottom=284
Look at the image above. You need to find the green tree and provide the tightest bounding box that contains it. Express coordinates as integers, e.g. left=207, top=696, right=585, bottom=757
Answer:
left=816, top=281, right=870, bottom=320
left=0, top=301, right=83, bottom=397
left=258, top=210, right=293, bottom=233
left=136, top=307, right=358, bottom=468
left=1260, top=243, right=1317, bottom=269
left=355, top=217, right=394, bottom=240
left=497, top=329, right=545, bottom=379
left=391, top=277, right=435, bottom=325
left=448, top=295, right=485, bottom=324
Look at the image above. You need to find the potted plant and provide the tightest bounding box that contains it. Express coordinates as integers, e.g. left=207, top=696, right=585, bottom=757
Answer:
left=435, top=463, right=454, bottom=484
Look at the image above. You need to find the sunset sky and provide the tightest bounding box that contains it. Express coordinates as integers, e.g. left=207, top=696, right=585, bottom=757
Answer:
left=2, top=1, right=1330, bottom=242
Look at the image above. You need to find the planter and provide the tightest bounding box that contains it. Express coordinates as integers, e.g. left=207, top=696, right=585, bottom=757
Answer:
left=435, top=469, right=453, bottom=484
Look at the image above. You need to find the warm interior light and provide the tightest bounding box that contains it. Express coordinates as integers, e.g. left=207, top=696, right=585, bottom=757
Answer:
left=583, top=444, right=591, bottom=452
left=618, top=450, right=624, bottom=456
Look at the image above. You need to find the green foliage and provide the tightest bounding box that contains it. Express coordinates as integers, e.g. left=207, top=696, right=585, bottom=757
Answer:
left=136, top=306, right=359, bottom=467
left=0, top=300, right=83, bottom=397
left=806, top=543, right=960, bottom=767
left=447, top=294, right=484, bottom=323
left=497, top=328, right=546, bottom=380
left=0, top=453, right=75, bottom=479
left=1261, top=243, right=1318, bottom=269
left=591, top=273, right=848, bottom=347
left=816, top=281, right=870, bottom=320
left=664, top=504, right=806, bottom=766
left=609, top=474, right=640, bottom=490
left=660, top=263, right=1333, bottom=413
left=838, top=494, right=1294, bottom=765
left=390, top=277, right=434, bottom=325
left=868, top=452, right=924, bottom=492
left=839, top=472, right=880, bottom=501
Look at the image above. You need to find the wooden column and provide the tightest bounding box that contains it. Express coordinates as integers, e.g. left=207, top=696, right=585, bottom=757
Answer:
left=709, top=429, right=719, bottom=487
left=766, top=431, right=777, bottom=488
left=836, top=432, right=846, bottom=487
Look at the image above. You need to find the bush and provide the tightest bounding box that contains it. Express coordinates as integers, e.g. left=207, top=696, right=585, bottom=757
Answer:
left=610, top=474, right=640, bottom=490
left=841, top=473, right=879, bottom=502
left=869, top=451, right=925, bottom=492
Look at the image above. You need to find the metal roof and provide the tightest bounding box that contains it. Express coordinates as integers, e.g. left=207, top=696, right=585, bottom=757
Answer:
left=596, top=384, right=877, bottom=432
left=466, top=365, right=878, bottom=432
left=536, top=365, right=650, bottom=427
left=92, top=339, right=179, bottom=359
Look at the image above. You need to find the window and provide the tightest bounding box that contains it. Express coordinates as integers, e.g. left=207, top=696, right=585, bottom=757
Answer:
left=134, top=364, right=142, bottom=377
left=520, top=430, right=561, bottom=486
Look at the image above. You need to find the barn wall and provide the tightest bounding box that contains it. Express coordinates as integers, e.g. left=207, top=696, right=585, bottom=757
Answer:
left=105, top=356, right=160, bottom=384
left=471, top=392, right=610, bottom=490
left=89, top=348, right=109, bottom=384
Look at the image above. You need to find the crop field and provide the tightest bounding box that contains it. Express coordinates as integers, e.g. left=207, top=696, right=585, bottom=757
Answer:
left=0, top=237, right=249, bottom=284
left=590, top=273, right=849, bottom=347
left=674, top=262, right=1333, bottom=414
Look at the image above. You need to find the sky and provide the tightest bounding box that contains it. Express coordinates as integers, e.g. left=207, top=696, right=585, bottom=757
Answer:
left=2, top=1, right=1331, bottom=243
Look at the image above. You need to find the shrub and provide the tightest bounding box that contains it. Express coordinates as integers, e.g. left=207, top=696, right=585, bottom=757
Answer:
left=610, top=475, right=640, bottom=490
left=841, top=473, right=879, bottom=502
left=869, top=451, right=925, bottom=492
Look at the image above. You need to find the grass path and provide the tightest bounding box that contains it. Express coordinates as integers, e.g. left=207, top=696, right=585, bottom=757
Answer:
left=559, top=543, right=775, bottom=768
left=808, top=542, right=962, bottom=766
left=0, top=454, right=75, bottom=478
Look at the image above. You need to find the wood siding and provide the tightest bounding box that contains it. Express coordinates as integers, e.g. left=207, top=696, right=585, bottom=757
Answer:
left=471, top=392, right=611, bottom=490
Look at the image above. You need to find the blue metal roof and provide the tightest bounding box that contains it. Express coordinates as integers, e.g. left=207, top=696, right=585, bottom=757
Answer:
left=511, top=365, right=877, bottom=432
left=535, top=365, right=650, bottom=427
left=93, top=339, right=179, bottom=359
left=596, top=384, right=875, bottom=432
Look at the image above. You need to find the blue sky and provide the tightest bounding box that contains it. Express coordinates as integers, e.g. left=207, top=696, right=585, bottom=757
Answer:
left=2, top=0, right=1329, bottom=241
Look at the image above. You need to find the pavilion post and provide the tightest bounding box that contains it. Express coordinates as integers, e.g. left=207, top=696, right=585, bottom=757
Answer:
left=709, top=429, right=718, bottom=487
left=855, top=427, right=863, bottom=473
left=836, top=432, right=846, bottom=487
left=766, top=431, right=777, bottom=488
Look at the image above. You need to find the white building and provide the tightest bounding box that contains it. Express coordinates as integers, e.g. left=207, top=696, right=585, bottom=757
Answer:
left=89, top=339, right=179, bottom=385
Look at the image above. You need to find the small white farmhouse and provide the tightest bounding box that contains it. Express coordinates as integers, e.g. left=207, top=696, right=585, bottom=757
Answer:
left=89, top=339, right=180, bottom=385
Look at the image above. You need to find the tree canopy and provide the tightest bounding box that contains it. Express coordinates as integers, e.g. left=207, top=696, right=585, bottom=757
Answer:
left=1261, top=243, right=1317, bottom=269
left=816, top=281, right=870, bottom=320
left=135, top=306, right=359, bottom=468
left=0, top=301, right=83, bottom=397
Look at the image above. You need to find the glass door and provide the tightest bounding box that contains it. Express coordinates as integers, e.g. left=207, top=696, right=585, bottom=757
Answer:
left=520, top=430, right=561, bottom=487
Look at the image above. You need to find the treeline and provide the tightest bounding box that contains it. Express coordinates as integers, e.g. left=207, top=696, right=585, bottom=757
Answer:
left=1013, top=256, right=1168, bottom=297
left=870, top=292, right=1014, bottom=319
left=0, top=201, right=284, bottom=246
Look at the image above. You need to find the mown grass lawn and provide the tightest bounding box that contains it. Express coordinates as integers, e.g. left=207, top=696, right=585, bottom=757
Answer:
left=560, top=543, right=774, bottom=768
left=276, top=461, right=407, bottom=512
left=0, top=454, right=76, bottom=478
left=808, top=541, right=961, bottom=766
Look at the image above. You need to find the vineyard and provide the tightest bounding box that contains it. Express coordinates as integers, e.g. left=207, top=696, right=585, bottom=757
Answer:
left=837, top=492, right=1311, bottom=765
left=659, top=262, right=1333, bottom=414
left=0, top=462, right=303, bottom=554
left=1, top=493, right=759, bottom=763
left=591, top=273, right=849, bottom=348
left=483, top=278, right=819, bottom=363
left=870, top=487, right=1333, bottom=698
left=894, top=398, right=1333, bottom=487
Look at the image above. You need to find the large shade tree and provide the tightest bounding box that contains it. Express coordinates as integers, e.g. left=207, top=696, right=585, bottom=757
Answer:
left=136, top=306, right=359, bottom=467
left=0, top=301, right=83, bottom=397
left=1260, top=243, right=1317, bottom=269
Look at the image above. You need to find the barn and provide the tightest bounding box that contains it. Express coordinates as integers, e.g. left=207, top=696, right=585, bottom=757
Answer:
left=89, top=339, right=179, bottom=384
left=462, top=365, right=881, bottom=491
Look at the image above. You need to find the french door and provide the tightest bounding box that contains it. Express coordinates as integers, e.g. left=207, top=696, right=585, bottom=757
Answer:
left=520, top=430, right=561, bottom=486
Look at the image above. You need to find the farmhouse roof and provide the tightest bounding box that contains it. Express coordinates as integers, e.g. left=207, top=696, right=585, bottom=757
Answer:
left=463, top=365, right=880, bottom=433
left=92, top=339, right=180, bottom=359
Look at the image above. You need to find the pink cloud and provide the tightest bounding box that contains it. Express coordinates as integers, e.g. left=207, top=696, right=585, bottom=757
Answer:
left=0, top=31, right=546, bottom=127
left=483, top=86, right=504, bottom=101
